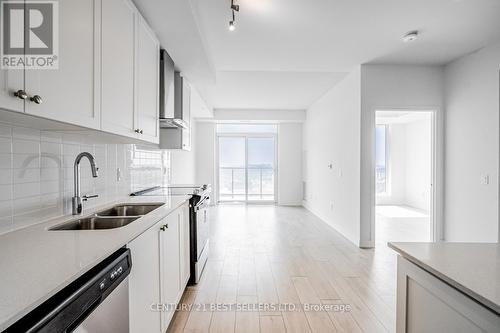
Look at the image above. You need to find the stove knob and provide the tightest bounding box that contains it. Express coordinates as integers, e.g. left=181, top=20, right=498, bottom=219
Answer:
left=99, top=281, right=106, bottom=290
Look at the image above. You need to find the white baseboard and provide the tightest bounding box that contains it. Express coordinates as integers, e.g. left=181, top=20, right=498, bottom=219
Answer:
left=302, top=200, right=365, bottom=248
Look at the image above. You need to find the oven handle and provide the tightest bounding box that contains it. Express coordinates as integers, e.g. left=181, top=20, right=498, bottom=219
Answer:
left=195, top=197, right=210, bottom=211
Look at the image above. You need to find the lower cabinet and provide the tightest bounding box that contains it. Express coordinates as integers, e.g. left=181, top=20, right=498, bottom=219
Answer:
left=396, top=256, right=500, bottom=333
left=159, top=208, right=181, bottom=331
left=128, top=201, right=190, bottom=333
left=128, top=220, right=162, bottom=333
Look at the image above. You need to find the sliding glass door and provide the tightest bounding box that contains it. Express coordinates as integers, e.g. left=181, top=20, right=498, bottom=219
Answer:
left=218, top=137, right=247, bottom=201
left=218, top=134, right=276, bottom=203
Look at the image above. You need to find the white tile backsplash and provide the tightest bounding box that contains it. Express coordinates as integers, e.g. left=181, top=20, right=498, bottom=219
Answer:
left=0, top=123, right=170, bottom=234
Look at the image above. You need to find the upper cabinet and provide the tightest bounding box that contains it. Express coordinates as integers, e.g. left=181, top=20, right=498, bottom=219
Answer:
left=101, top=0, right=136, bottom=137
left=159, top=75, right=192, bottom=150
left=24, top=0, right=100, bottom=129
left=0, top=0, right=160, bottom=144
left=135, top=15, right=160, bottom=144
left=0, top=68, right=24, bottom=113
left=0, top=0, right=100, bottom=128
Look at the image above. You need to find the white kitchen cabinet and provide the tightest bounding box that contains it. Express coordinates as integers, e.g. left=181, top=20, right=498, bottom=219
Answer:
left=396, top=256, right=500, bottom=333
left=0, top=0, right=160, bottom=144
left=135, top=15, right=160, bottom=144
left=101, top=0, right=136, bottom=138
left=159, top=75, right=191, bottom=150
left=128, top=202, right=190, bottom=333
left=24, top=0, right=100, bottom=129
left=0, top=69, right=24, bottom=113
left=159, top=209, right=181, bottom=331
left=181, top=81, right=191, bottom=150
left=128, top=221, right=162, bottom=333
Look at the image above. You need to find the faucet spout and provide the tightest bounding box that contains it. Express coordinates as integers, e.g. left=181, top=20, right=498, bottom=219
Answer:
left=72, top=152, right=99, bottom=215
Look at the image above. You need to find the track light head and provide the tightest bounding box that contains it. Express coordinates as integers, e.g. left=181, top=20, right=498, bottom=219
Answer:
left=231, top=4, right=240, bottom=11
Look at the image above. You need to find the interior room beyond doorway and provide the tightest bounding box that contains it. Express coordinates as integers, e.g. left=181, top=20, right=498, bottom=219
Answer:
left=375, top=111, right=434, bottom=246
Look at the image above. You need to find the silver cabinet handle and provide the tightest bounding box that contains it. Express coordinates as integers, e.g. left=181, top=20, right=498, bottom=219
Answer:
left=14, top=90, right=28, bottom=100
left=160, top=223, right=169, bottom=231
left=30, top=95, right=43, bottom=104
left=134, top=129, right=143, bottom=134
left=82, top=194, right=98, bottom=201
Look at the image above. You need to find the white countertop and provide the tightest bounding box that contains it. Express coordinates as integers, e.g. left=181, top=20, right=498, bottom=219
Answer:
left=0, top=195, right=191, bottom=330
left=389, top=242, right=500, bottom=314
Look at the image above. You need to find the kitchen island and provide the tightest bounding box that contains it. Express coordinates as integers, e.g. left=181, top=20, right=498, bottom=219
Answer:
left=389, top=242, right=500, bottom=333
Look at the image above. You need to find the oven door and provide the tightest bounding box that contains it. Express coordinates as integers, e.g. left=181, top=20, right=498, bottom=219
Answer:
left=195, top=197, right=210, bottom=260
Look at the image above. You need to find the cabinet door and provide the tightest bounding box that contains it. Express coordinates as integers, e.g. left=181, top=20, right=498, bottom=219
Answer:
left=0, top=68, right=24, bottom=113
left=181, top=81, right=191, bottom=150
left=159, top=211, right=181, bottom=331
left=101, top=0, right=136, bottom=137
left=24, top=0, right=100, bottom=128
left=135, top=16, right=159, bottom=144
left=179, top=202, right=191, bottom=286
left=128, top=222, right=162, bottom=333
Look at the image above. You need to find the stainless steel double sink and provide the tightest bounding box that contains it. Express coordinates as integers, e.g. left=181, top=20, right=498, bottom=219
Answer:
left=49, top=203, right=164, bottom=231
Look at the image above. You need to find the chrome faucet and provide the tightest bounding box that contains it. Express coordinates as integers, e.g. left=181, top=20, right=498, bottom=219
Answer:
left=72, top=152, right=99, bottom=215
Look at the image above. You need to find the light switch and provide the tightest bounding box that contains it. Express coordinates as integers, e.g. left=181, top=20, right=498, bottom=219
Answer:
left=117, top=168, right=122, bottom=182
left=480, top=174, right=489, bottom=185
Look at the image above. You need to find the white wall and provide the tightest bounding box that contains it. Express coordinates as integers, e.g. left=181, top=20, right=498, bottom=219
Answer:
left=405, top=118, right=432, bottom=211
left=377, top=117, right=432, bottom=213
left=194, top=122, right=216, bottom=190
left=170, top=122, right=197, bottom=184
left=303, top=67, right=362, bottom=246
left=360, top=64, right=444, bottom=246
left=278, top=123, right=303, bottom=205
left=444, top=41, right=500, bottom=242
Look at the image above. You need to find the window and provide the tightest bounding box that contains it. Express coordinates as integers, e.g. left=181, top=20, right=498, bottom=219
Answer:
left=217, top=124, right=277, bottom=202
left=375, top=125, right=388, bottom=194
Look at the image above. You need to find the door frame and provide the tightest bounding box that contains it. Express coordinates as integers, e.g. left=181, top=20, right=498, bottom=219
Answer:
left=370, top=108, right=443, bottom=245
left=215, top=131, right=278, bottom=204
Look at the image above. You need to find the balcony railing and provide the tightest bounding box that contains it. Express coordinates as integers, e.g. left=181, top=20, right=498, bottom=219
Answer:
left=219, top=167, right=275, bottom=201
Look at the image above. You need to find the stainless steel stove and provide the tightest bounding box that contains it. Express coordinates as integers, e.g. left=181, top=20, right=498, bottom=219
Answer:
left=131, top=184, right=211, bottom=284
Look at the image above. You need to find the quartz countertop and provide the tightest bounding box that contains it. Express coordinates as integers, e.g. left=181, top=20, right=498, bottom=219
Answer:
left=389, top=242, right=500, bottom=314
left=0, top=195, right=191, bottom=330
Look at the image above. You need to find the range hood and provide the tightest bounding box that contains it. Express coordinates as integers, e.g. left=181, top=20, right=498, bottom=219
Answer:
left=159, top=49, right=187, bottom=129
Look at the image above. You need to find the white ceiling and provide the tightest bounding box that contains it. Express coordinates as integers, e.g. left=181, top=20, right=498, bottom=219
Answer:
left=201, top=71, right=347, bottom=110
left=136, top=0, right=500, bottom=111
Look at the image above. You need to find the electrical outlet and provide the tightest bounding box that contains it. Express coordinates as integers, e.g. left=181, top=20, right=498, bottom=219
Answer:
left=480, top=174, right=489, bottom=185
left=116, top=168, right=122, bottom=182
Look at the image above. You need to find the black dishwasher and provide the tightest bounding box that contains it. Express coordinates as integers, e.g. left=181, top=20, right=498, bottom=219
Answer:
left=4, top=248, right=132, bottom=333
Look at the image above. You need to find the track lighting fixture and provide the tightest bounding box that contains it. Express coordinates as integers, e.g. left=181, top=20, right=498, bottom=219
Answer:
left=229, top=0, right=239, bottom=31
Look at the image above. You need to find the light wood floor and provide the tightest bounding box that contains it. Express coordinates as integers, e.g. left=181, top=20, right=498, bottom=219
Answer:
left=168, top=205, right=397, bottom=333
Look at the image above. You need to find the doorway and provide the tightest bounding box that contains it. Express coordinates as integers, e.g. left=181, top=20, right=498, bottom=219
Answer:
left=216, top=124, right=277, bottom=203
left=374, top=111, right=435, bottom=245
